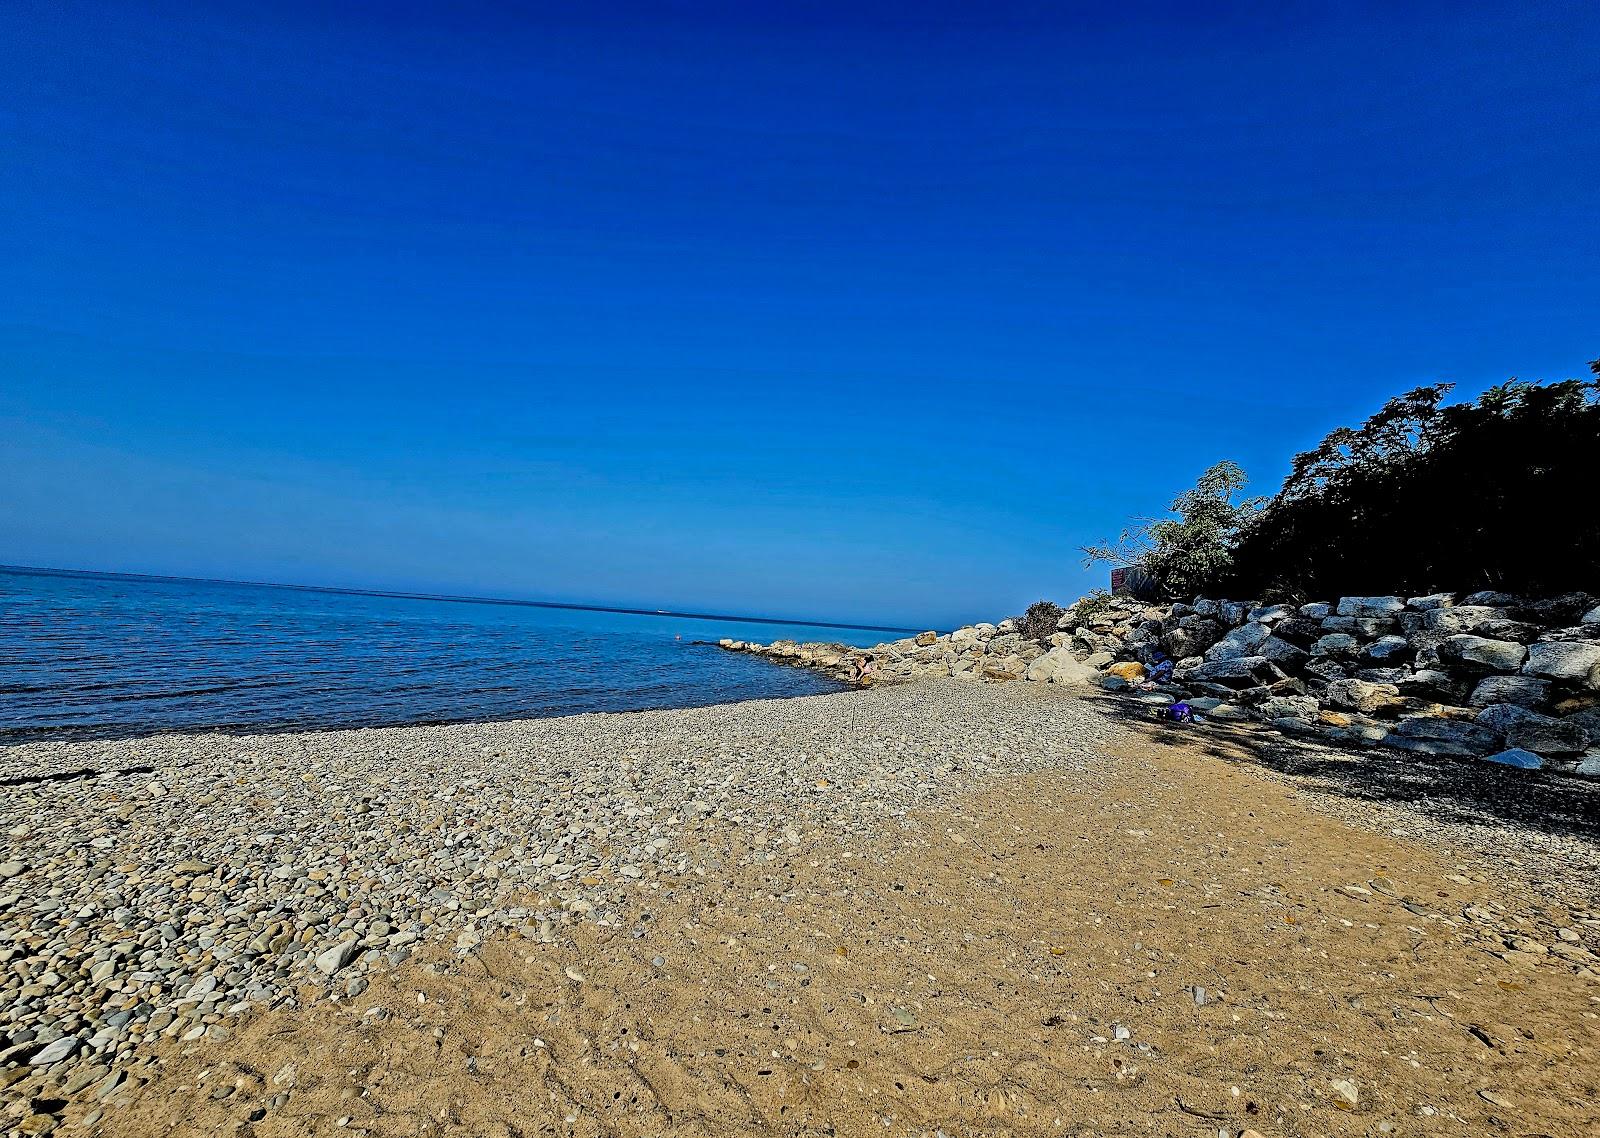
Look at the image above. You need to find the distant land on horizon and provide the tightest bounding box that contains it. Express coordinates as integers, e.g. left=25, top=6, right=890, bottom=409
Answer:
left=0, top=563, right=924, bottom=636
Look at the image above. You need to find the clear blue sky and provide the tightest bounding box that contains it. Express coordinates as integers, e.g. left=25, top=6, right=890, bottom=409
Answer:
left=3, top=1, right=1596, bottom=628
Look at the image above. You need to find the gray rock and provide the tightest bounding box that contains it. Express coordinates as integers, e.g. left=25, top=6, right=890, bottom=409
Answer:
left=1365, top=635, right=1412, bottom=662
left=1303, top=657, right=1350, bottom=683
left=1463, top=590, right=1522, bottom=607
left=1336, top=596, right=1405, bottom=617
left=1441, top=635, right=1527, bottom=671
left=1247, top=604, right=1296, bottom=623
left=1026, top=649, right=1097, bottom=686
left=1324, top=678, right=1402, bottom=715
left=1260, top=695, right=1319, bottom=722
left=1385, top=716, right=1500, bottom=756
left=1397, top=668, right=1466, bottom=701
left=1469, top=675, right=1551, bottom=709
left=1424, top=606, right=1508, bottom=634
left=1160, top=628, right=1208, bottom=659
left=315, top=939, right=361, bottom=975
left=1483, top=748, right=1544, bottom=770
left=1472, top=619, right=1542, bottom=643
left=1475, top=704, right=1589, bottom=754
left=1584, top=605, right=1600, bottom=625
left=1185, top=656, right=1277, bottom=687
left=1297, top=602, right=1333, bottom=619
left=1407, top=593, right=1455, bottom=610
left=1259, top=636, right=1310, bottom=670
left=0, top=861, right=25, bottom=879
left=1205, top=622, right=1271, bottom=661
left=1354, top=666, right=1409, bottom=684
left=1321, top=615, right=1395, bottom=637
left=1523, top=641, right=1600, bottom=685
left=1310, top=633, right=1361, bottom=658
left=1219, top=601, right=1250, bottom=626
left=28, top=1035, right=78, bottom=1065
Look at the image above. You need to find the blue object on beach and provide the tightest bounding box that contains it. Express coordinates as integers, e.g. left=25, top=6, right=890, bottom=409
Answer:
left=1167, top=702, right=1194, bottom=723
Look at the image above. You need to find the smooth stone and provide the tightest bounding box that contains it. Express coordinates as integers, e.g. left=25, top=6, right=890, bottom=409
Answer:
left=28, top=1034, right=78, bottom=1065
left=314, top=940, right=361, bottom=975
left=1482, top=748, right=1544, bottom=770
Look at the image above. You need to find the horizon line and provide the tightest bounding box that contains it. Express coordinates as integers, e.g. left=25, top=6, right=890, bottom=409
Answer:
left=0, top=563, right=925, bottom=635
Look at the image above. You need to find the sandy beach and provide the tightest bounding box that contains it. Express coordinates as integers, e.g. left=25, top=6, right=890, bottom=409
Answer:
left=4, top=681, right=1600, bottom=1136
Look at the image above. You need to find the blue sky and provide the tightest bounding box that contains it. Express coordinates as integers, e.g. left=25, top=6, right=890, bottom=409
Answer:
left=3, top=1, right=1597, bottom=628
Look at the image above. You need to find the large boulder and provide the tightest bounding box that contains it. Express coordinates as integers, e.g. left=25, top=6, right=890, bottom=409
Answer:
left=1475, top=704, right=1589, bottom=754
left=1473, top=619, right=1543, bottom=644
left=1464, top=590, right=1523, bottom=606
left=1310, top=633, right=1362, bottom=659
left=981, top=655, right=1024, bottom=681
left=1336, top=596, right=1405, bottom=617
left=1324, top=678, right=1404, bottom=715
left=1161, top=627, right=1207, bottom=659
left=1407, top=593, right=1456, bottom=610
left=950, top=627, right=981, bottom=649
left=1468, top=674, right=1551, bottom=709
left=1321, top=615, right=1396, bottom=637
left=1523, top=641, right=1600, bottom=686
left=1584, top=605, right=1600, bottom=625
left=1514, top=593, right=1595, bottom=624
left=1260, top=695, right=1319, bottom=722
left=1258, top=636, right=1309, bottom=670
left=1184, top=656, right=1279, bottom=688
left=1424, top=606, right=1508, bottom=634
left=1365, top=635, right=1413, bottom=663
left=1397, top=668, right=1470, bottom=702
left=1247, top=603, right=1297, bottom=623
left=1205, top=622, right=1272, bottom=661
left=1025, top=648, right=1097, bottom=685
left=986, top=632, right=1022, bottom=656
left=1303, top=657, right=1350, bottom=683
left=1384, top=716, right=1501, bottom=756
left=1271, top=616, right=1325, bottom=647
left=914, top=630, right=939, bottom=646
left=1219, top=601, right=1251, bottom=626
left=1297, top=602, right=1333, bottom=619
left=1440, top=635, right=1527, bottom=671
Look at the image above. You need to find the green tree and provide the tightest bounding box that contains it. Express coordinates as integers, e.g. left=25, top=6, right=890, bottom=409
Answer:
left=1082, top=461, right=1262, bottom=601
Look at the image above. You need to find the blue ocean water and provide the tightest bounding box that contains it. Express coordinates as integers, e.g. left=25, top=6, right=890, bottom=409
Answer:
left=0, top=567, right=907, bottom=741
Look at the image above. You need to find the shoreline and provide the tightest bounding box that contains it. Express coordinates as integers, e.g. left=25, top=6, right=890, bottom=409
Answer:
left=3, top=679, right=1596, bottom=1135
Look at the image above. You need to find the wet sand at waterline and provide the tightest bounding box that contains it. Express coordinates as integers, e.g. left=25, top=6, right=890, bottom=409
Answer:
left=5, top=682, right=1600, bottom=1137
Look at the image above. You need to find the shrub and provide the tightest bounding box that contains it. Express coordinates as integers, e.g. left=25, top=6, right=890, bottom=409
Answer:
left=1064, top=589, right=1115, bottom=626
left=1016, top=599, right=1065, bottom=641
left=1081, top=461, right=1262, bottom=601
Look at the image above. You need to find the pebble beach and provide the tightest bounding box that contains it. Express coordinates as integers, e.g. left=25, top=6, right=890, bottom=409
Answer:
left=4, top=679, right=1600, bottom=1136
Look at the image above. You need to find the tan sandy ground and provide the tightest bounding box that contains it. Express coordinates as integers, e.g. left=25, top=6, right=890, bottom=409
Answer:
left=34, top=710, right=1600, bottom=1137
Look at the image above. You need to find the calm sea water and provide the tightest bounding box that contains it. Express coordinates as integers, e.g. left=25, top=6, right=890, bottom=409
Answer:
left=0, top=567, right=906, bottom=742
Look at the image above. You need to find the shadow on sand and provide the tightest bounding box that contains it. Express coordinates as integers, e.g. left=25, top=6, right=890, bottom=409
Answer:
left=1083, top=690, right=1600, bottom=848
